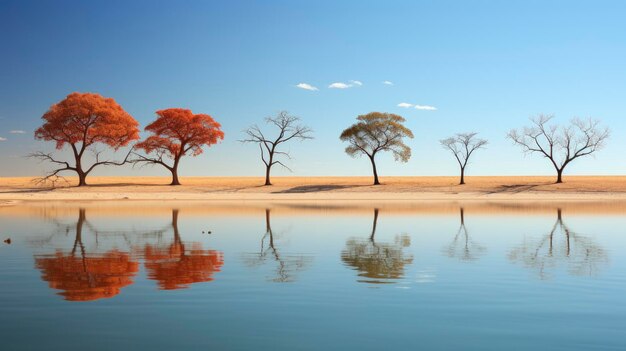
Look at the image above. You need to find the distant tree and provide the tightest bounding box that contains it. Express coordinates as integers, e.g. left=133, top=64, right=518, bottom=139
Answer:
left=132, top=108, right=224, bottom=185
left=32, top=92, right=140, bottom=186
left=507, top=115, right=609, bottom=183
left=340, top=112, right=413, bottom=185
left=440, top=132, right=487, bottom=185
left=241, top=111, right=313, bottom=186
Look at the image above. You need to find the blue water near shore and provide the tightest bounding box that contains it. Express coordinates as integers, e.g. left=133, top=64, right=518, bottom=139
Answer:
left=0, top=204, right=624, bottom=350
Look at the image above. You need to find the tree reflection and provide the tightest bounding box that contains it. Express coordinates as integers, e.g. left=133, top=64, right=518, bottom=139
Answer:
left=141, top=209, right=224, bottom=290
left=242, top=209, right=312, bottom=282
left=34, top=209, right=139, bottom=302
left=443, top=208, right=486, bottom=261
left=509, top=209, right=608, bottom=279
left=341, top=208, right=413, bottom=284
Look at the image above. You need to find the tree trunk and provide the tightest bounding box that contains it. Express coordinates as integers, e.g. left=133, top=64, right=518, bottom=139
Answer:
left=77, top=172, right=87, bottom=187
left=265, top=165, right=272, bottom=186
left=170, top=158, right=181, bottom=185
left=370, top=156, right=380, bottom=185
left=370, top=208, right=379, bottom=241
left=171, top=170, right=181, bottom=186
left=459, top=167, right=465, bottom=185
left=556, top=169, right=563, bottom=184
left=76, top=157, right=87, bottom=186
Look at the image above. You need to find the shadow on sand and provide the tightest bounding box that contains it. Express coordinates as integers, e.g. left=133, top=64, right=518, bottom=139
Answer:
left=272, top=184, right=361, bottom=194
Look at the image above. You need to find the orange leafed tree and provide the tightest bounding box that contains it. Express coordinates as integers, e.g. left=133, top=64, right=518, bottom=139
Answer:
left=133, top=108, right=224, bottom=185
left=34, top=208, right=139, bottom=302
left=140, top=209, right=224, bottom=290
left=32, top=92, right=140, bottom=186
left=143, top=243, right=224, bottom=290
left=35, top=250, right=139, bottom=302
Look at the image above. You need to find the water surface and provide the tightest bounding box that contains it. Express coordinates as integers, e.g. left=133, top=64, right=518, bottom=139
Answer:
left=1, top=202, right=625, bottom=350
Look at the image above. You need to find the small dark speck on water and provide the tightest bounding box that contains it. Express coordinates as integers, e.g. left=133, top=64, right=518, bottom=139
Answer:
left=3, top=238, right=10, bottom=244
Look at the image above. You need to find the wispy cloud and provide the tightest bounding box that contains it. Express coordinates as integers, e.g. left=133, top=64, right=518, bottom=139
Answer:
left=10, top=130, right=26, bottom=134
left=0, top=137, right=6, bottom=141
left=382, top=81, right=394, bottom=85
left=397, top=102, right=437, bottom=110
left=414, top=104, right=437, bottom=111
left=328, top=80, right=363, bottom=89
left=295, top=83, right=319, bottom=91
left=328, top=82, right=351, bottom=89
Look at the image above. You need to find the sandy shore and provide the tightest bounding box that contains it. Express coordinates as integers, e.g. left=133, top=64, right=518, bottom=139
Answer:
left=2, top=176, right=626, bottom=203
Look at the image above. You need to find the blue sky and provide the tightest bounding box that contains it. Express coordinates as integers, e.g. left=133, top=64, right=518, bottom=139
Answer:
left=1, top=0, right=625, bottom=178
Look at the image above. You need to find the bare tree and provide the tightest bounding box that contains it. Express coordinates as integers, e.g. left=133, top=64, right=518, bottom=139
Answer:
left=508, top=208, right=608, bottom=279
left=507, top=115, right=609, bottom=183
left=443, top=208, right=486, bottom=261
left=440, top=132, right=487, bottom=185
left=340, top=112, right=413, bottom=185
left=241, top=111, right=313, bottom=186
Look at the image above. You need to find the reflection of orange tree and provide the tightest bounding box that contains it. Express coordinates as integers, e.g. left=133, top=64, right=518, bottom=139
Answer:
left=443, top=208, right=486, bottom=261
left=34, top=209, right=139, bottom=302
left=341, top=209, right=413, bottom=284
left=509, top=209, right=608, bottom=279
left=242, top=209, right=312, bottom=282
left=141, top=209, right=223, bottom=290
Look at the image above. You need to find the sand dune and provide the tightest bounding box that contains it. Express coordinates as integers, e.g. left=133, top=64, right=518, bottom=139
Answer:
left=2, top=176, right=626, bottom=202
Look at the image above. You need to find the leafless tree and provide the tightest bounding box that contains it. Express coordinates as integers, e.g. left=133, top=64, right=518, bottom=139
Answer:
left=507, top=115, right=609, bottom=183
left=241, top=111, right=313, bottom=186
left=440, top=132, right=487, bottom=185
left=242, top=209, right=312, bottom=282
left=443, top=208, right=486, bottom=261
left=508, top=208, right=608, bottom=279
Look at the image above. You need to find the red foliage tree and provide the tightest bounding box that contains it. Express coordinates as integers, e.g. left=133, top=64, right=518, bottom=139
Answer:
left=33, top=92, right=140, bottom=186
left=35, top=250, right=139, bottom=302
left=139, top=210, right=224, bottom=290
left=133, top=108, right=224, bottom=185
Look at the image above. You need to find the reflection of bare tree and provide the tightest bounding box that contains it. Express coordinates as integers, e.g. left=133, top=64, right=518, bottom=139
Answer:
left=443, top=208, right=485, bottom=261
left=509, top=209, right=608, bottom=279
left=33, top=208, right=139, bottom=302
left=341, top=209, right=413, bottom=284
left=242, top=209, right=312, bottom=282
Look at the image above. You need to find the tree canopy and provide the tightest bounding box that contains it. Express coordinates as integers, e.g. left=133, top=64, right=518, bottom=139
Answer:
left=33, top=92, right=140, bottom=186
left=133, top=108, right=224, bottom=185
left=340, top=112, right=413, bottom=185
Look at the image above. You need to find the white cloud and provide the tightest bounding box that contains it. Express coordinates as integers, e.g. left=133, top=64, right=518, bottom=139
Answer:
left=0, top=137, right=6, bottom=141
left=328, top=80, right=363, bottom=89
left=10, top=130, right=26, bottom=134
left=295, top=83, right=319, bottom=91
left=382, top=81, right=394, bottom=85
left=328, top=82, right=351, bottom=89
left=414, top=104, right=437, bottom=111
left=397, top=102, right=437, bottom=110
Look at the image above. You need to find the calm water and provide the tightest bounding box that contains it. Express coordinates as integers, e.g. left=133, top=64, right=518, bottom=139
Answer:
left=1, top=202, right=625, bottom=350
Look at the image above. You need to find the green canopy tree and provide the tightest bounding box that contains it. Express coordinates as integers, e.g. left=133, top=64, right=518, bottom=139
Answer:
left=340, top=112, right=414, bottom=185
